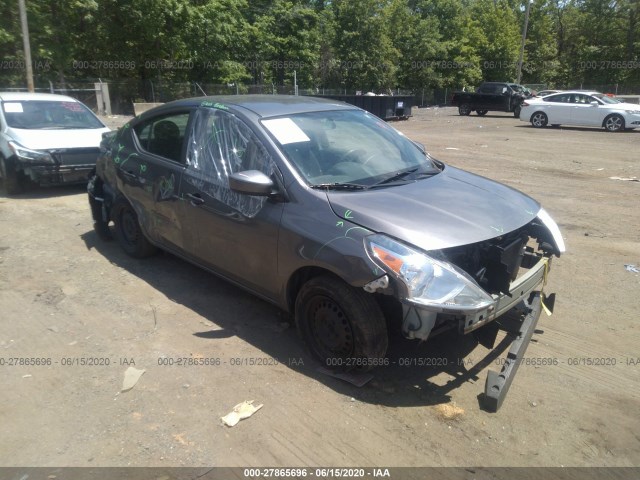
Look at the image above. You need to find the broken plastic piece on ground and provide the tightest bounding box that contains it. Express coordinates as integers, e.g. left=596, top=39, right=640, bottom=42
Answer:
left=121, top=366, right=145, bottom=392
left=221, top=400, right=263, bottom=427
left=609, top=176, right=639, bottom=182
left=624, top=264, right=640, bottom=273
left=316, top=366, right=374, bottom=387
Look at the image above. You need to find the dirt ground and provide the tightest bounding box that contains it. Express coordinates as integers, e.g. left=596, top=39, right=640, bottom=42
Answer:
left=1, top=107, right=639, bottom=468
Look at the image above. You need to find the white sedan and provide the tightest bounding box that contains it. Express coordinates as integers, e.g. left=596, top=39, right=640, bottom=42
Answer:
left=519, top=91, right=640, bottom=132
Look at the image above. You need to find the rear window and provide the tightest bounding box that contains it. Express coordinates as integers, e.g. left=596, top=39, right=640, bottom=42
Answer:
left=1, top=100, right=105, bottom=130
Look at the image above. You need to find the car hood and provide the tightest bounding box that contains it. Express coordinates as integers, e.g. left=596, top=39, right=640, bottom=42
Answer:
left=326, top=166, right=540, bottom=251
left=610, top=102, right=640, bottom=111
left=7, top=126, right=110, bottom=150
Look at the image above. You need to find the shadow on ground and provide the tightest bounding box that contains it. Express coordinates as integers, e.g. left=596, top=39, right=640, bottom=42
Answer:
left=81, top=228, right=513, bottom=410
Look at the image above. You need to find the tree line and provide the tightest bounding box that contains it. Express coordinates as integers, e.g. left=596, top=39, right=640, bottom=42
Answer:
left=1, top=0, right=639, bottom=95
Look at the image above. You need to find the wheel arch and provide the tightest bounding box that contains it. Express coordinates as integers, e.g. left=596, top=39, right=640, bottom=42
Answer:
left=285, top=266, right=346, bottom=315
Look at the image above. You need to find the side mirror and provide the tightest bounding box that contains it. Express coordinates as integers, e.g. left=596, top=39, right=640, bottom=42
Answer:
left=590, top=101, right=599, bottom=107
left=229, top=170, right=275, bottom=196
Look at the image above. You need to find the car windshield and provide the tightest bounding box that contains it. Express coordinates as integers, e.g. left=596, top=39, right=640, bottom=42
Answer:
left=262, top=109, right=440, bottom=187
left=593, top=94, right=621, bottom=104
left=1, top=100, right=105, bottom=129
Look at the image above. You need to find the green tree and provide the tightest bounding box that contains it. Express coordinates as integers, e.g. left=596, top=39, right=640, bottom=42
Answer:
left=473, top=0, right=522, bottom=81
left=331, top=0, right=399, bottom=92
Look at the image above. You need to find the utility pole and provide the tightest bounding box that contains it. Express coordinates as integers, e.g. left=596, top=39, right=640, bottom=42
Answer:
left=516, top=0, right=532, bottom=85
left=18, top=0, right=35, bottom=92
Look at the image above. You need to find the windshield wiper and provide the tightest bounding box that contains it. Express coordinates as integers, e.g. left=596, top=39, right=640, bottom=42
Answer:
left=310, top=182, right=367, bottom=190
left=369, top=168, right=418, bottom=188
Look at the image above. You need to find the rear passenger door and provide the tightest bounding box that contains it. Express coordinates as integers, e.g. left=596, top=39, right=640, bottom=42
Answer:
left=543, top=93, right=573, bottom=124
left=119, top=109, right=192, bottom=251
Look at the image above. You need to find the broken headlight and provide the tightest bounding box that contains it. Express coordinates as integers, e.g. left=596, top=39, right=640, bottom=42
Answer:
left=9, top=141, right=54, bottom=164
left=365, top=234, right=494, bottom=312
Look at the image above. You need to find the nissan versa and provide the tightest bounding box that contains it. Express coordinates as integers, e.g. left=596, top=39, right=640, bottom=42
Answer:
left=88, top=95, right=565, bottom=410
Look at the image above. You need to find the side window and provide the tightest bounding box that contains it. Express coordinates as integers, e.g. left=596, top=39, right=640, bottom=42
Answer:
left=185, top=107, right=274, bottom=217
left=574, top=94, right=587, bottom=104
left=134, top=112, right=190, bottom=162
left=546, top=94, right=570, bottom=103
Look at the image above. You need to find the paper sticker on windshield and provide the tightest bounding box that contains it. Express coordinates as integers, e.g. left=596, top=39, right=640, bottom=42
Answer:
left=62, top=102, right=83, bottom=112
left=262, top=118, right=310, bottom=145
left=3, top=103, right=23, bottom=113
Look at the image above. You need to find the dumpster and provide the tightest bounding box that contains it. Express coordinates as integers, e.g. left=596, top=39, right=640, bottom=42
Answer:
left=313, top=95, right=413, bottom=120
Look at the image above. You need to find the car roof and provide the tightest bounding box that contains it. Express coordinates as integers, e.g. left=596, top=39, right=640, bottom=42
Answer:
left=0, top=92, right=80, bottom=102
left=147, top=95, right=358, bottom=119
left=547, top=90, right=601, bottom=95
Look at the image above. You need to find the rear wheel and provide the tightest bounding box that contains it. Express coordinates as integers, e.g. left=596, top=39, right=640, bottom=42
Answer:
left=458, top=104, right=471, bottom=116
left=530, top=112, right=548, bottom=128
left=476, top=110, right=488, bottom=116
left=295, top=275, right=388, bottom=371
left=112, top=199, right=157, bottom=258
left=603, top=114, right=625, bottom=132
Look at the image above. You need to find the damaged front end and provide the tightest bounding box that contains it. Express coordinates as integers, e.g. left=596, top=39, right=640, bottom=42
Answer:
left=364, top=208, right=564, bottom=410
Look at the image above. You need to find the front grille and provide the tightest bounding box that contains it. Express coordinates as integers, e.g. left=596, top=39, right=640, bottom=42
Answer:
left=50, top=147, right=100, bottom=166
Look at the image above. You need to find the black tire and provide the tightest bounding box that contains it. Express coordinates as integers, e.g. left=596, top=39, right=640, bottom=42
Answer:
left=513, top=104, right=522, bottom=118
left=458, top=104, right=471, bottom=116
left=530, top=112, right=548, bottom=128
left=603, top=114, right=625, bottom=132
left=295, top=275, right=388, bottom=371
left=476, top=110, right=488, bottom=116
left=112, top=199, right=157, bottom=258
left=0, top=158, right=23, bottom=195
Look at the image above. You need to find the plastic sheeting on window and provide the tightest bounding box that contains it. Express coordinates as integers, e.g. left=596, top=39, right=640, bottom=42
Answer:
left=185, top=107, right=275, bottom=218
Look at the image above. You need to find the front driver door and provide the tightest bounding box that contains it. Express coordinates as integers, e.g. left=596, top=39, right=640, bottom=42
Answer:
left=178, top=107, right=284, bottom=300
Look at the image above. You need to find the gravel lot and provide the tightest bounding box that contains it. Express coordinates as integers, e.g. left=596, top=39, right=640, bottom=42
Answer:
left=1, top=106, right=639, bottom=469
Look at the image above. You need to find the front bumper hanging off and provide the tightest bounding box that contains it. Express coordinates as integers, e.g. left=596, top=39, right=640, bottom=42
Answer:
left=483, top=291, right=552, bottom=412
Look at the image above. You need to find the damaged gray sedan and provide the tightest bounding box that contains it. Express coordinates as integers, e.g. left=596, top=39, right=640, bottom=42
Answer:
left=88, top=95, right=564, bottom=410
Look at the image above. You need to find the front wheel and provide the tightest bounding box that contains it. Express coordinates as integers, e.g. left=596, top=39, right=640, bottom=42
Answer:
left=112, top=199, right=158, bottom=258
left=295, top=275, right=388, bottom=371
left=476, top=110, right=488, bottom=116
left=458, top=104, right=471, bottom=116
left=530, top=112, right=548, bottom=128
left=603, top=114, right=625, bottom=132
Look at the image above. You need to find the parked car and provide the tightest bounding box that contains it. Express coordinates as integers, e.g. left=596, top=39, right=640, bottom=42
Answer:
left=520, top=90, right=640, bottom=131
left=534, top=89, right=562, bottom=97
left=451, top=82, right=532, bottom=117
left=0, top=92, right=110, bottom=194
left=89, top=95, right=564, bottom=410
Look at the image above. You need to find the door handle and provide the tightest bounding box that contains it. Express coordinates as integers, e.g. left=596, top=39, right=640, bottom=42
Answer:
left=120, top=169, right=142, bottom=184
left=186, top=192, right=205, bottom=206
